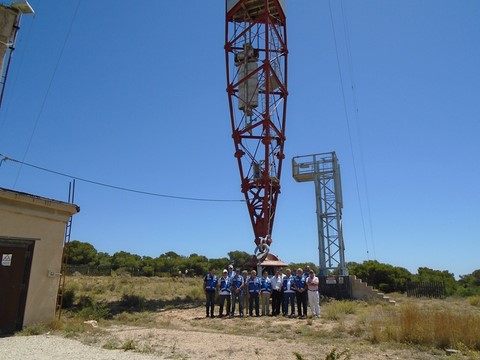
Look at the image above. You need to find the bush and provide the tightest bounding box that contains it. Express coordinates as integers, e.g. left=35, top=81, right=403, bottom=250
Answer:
left=121, top=293, right=146, bottom=311
left=468, top=295, right=480, bottom=307
left=121, top=339, right=137, bottom=351
left=62, top=288, right=75, bottom=309
left=325, top=348, right=351, bottom=360
left=18, top=323, right=50, bottom=336
left=78, top=295, right=93, bottom=308
left=323, top=300, right=357, bottom=321
left=77, top=295, right=111, bottom=320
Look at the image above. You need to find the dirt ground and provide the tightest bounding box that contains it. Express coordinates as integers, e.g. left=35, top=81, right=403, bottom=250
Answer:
left=2, top=306, right=477, bottom=359
left=73, top=307, right=473, bottom=360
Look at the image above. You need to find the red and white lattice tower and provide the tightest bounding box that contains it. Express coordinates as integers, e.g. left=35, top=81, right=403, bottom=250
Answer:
left=225, top=0, right=288, bottom=260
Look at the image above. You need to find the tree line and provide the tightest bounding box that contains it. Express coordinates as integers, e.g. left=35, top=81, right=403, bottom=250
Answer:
left=65, top=240, right=480, bottom=296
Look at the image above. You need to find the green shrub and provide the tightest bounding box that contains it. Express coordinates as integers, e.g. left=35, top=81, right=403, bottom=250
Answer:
left=121, top=293, right=146, bottom=311
left=323, top=300, right=357, bottom=320
left=325, top=348, right=351, bottom=360
left=78, top=295, right=93, bottom=308
left=121, top=339, right=137, bottom=351
left=17, top=323, right=50, bottom=336
left=77, top=295, right=111, bottom=320
left=62, top=318, right=87, bottom=337
left=468, top=295, right=480, bottom=307
left=62, top=288, right=76, bottom=309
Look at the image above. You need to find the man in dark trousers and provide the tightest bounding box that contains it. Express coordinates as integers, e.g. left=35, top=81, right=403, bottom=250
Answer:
left=247, top=269, right=261, bottom=316
left=217, top=269, right=232, bottom=317
left=270, top=268, right=283, bottom=316
left=203, top=268, right=218, bottom=317
left=230, top=268, right=244, bottom=317
left=294, top=268, right=308, bottom=319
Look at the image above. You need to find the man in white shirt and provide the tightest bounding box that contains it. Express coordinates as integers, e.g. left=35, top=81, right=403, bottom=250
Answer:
left=305, top=269, right=320, bottom=318
left=270, top=268, right=283, bottom=316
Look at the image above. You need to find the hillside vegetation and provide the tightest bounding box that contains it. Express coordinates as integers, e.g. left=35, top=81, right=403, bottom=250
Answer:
left=21, top=275, right=480, bottom=359
left=66, top=240, right=480, bottom=296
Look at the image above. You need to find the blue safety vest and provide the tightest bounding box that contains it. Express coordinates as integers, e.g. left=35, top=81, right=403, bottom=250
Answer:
left=260, top=277, right=272, bottom=293
left=248, top=276, right=261, bottom=293
left=204, top=273, right=218, bottom=292
left=231, top=274, right=244, bottom=290
left=219, top=276, right=231, bottom=293
left=294, top=275, right=306, bottom=290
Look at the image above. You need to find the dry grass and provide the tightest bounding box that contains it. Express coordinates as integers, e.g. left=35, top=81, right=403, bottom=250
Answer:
left=368, top=299, right=480, bottom=351
left=66, top=275, right=204, bottom=303
left=35, top=276, right=480, bottom=359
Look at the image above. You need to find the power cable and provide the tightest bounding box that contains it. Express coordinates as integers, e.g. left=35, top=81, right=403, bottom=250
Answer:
left=0, top=152, right=245, bottom=203
left=328, top=0, right=370, bottom=259
left=13, top=0, right=81, bottom=187
left=340, top=0, right=376, bottom=259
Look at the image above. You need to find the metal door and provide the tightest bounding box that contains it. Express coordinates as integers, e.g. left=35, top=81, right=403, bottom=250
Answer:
left=0, top=239, right=34, bottom=335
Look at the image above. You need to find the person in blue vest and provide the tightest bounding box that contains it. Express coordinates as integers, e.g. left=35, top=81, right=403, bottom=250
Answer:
left=217, top=269, right=232, bottom=317
left=203, top=268, right=218, bottom=318
left=247, top=269, right=261, bottom=317
left=282, top=268, right=296, bottom=317
left=230, top=268, right=244, bottom=317
left=260, top=270, right=272, bottom=316
left=294, top=268, right=308, bottom=319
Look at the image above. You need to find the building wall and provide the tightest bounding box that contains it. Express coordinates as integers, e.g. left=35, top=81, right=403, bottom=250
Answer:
left=0, top=189, right=78, bottom=327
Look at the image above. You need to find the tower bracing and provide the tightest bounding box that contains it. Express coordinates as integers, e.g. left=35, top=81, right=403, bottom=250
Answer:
left=225, top=0, right=288, bottom=260
left=292, top=152, right=348, bottom=276
left=0, top=1, right=34, bottom=108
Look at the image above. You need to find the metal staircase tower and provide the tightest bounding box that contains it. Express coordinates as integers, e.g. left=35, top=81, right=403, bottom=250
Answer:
left=292, top=152, right=348, bottom=276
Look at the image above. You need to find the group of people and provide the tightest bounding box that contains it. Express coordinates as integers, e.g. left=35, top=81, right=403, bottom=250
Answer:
left=203, top=265, right=321, bottom=319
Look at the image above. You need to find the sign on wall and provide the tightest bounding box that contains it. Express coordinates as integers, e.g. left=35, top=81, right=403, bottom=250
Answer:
left=1, top=254, right=12, bottom=266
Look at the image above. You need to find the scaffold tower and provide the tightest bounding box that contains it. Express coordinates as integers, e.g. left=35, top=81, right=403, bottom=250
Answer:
left=292, top=152, right=348, bottom=276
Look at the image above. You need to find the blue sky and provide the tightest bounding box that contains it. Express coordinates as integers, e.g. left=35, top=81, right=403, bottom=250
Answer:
left=0, top=1, right=478, bottom=277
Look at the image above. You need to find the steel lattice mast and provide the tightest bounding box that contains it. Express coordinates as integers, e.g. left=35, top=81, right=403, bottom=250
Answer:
left=292, top=152, right=348, bottom=276
left=225, top=0, right=288, bottom=259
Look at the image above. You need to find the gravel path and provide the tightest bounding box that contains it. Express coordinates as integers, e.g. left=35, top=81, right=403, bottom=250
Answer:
left=0, top=335, right=159, bottom=360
